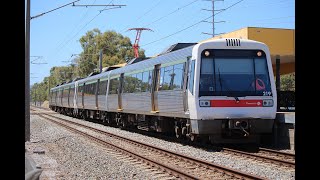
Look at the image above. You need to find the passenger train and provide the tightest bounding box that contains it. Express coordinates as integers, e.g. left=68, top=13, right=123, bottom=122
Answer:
left=49, top=38, right=277, bottom=144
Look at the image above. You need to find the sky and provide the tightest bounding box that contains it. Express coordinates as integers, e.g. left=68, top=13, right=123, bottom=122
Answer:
left=28, top=0, right=295, bottom=85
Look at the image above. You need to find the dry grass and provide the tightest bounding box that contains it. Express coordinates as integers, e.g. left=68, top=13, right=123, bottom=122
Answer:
left=41, top=101, right=49, bottom=108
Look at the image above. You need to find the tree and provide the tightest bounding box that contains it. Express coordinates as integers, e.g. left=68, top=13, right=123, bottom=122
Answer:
left=280, top=73, right=295, bottom=91
left=30, top=28, right=146, bottom=102
left=76, top=29, right=145, bottom=77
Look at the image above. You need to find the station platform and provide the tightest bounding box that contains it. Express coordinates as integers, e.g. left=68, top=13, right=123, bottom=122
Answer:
left=276, top=111, right=295, bottom=124
left=25, top=152, right=42, bottom=180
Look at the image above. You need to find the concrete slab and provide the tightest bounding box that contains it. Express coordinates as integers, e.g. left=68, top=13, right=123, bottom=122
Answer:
left=25, top=153, right=42, bottom=180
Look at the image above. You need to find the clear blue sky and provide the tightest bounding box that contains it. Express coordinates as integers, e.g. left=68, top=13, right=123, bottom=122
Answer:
left=28, top=0, right=294, bottom=85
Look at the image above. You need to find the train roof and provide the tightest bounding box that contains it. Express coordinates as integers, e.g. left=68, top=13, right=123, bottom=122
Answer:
left=109, top=45, right=194, bottom=77
left=50, top=38, right=268, bottom=91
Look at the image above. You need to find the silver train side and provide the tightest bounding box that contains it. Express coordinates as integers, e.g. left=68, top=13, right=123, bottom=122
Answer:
left=49, top=38, right=277, bottom=144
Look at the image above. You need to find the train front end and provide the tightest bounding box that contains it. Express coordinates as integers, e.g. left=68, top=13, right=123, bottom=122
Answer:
left=188, top=39, right=277, bottom=143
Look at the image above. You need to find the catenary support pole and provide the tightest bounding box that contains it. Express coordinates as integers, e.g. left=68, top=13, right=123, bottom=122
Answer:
left=99, top=49, right=103, bottom=73
left=25, top=0, right=30, bottom=142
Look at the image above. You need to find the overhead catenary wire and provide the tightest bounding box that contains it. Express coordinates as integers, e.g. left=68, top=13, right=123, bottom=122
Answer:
left=143, top=0, right=200, bottom=28
left=31, top=0, right=81, bottom=20
left=52, top=0, right=115, bottom=59
left=120, top=0, right=162, bottom=32
left=142, top=0, right=245, bottom=47
left=54, top=0, right=97, bottom=52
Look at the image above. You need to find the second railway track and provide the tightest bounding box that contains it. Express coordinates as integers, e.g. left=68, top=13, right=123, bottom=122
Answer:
left=221, top=147, right=295, bottom=169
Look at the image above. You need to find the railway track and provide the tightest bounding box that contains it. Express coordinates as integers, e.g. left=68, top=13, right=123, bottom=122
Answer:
left=31, top=106, right=295, bottom=169
left=221, top=147, right=295, bottom=169
left=32, top=108, right=265, bottom=180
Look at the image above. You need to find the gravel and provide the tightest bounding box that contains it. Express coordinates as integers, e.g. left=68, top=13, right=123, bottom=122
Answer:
left=29, top=109, right=295, bottom=179
left=26, top=114, right=156, bottom=179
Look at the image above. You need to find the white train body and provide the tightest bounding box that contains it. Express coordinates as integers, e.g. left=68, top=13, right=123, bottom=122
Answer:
left=50, top=38, right=276, bottom=143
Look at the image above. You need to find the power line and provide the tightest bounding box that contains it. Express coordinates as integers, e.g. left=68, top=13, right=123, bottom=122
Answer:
left=241, top=0, right=292, bottom=8
left=51, top=0, right=119, bottom=59
left=31, top=0, right=81, bottom=20
left=121, top=0, right=162, bottom=32
left=142, top=0, right=244, bottom=47
left=54, top=0, right=97, bottom=53
left=143, top=0, right=200, bottom=28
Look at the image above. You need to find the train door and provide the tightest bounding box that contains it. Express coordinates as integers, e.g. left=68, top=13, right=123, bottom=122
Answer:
left=55, top=90, right=57, bottom=105
left=82, top=83, right=85, bottom=108
left=106, top=73, right=110, bottom=111
left=67, top=86, right=71, bottom=107
left=60, top=88, right=63, bottom=106
left=151, top=64, right=160, bottom=112
left=183, top=57, right=191, bottom=112
left=95, top=79, right=99, bottom=109
left=118, top=74, right=124, bottom=110
left=74, top=81, right=78, bottom=113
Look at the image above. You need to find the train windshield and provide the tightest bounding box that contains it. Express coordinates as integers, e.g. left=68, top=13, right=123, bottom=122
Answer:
left=199, top=49, right=272, bottom=97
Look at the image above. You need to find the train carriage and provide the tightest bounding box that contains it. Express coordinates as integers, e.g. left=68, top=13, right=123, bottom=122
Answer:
left=49, top=38, right=277, bottom=144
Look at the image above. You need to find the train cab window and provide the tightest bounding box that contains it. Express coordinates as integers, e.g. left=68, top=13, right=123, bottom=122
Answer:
left=215, top=58, right=254, bottom=93
left=200, top=58, right=215, bottom=94
left=199, top=49, right=272, bottom=97
left=254, top=58, right=272, bottom=94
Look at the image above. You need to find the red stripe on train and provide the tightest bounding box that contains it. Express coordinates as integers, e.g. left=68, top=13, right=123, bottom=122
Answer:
left=210, top=100, right=263, bottom=107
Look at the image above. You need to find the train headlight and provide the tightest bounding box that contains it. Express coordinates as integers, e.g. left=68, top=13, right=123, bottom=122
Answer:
left=263, top=99, right=273, bottom=107
left=257, top=51, right=262, bottom=57
left=199, top=100, right=211, bottom=107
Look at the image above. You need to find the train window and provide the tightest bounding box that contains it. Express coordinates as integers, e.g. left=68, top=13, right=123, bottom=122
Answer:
left=78, top=85, right=83, bottom=96
left=214, top=58, right=254, bottom=93
left=160, top=65, right=174, bottom=90
left=173, top=63, right=184, bottom=90
left=188, top=60, right=195, bottom=94
left=135, top=73, right=142, bottom=93
left=199, top=49, right=272, bottom=97
left=91, top=82, right=97, bottom=95
left=64, top=87, right=69, bottom=98
left=141, top=71, right=149, bottom=92
left=110, top=78, right=119, bottom=94
left=123, top=75, right=135, bottom=93
left=98, top=80, right=108, bottom=95
left=200, top=58, right=215, bottom=93
left=254, top=58, right=272, bottom=94
left=83, top=84, right=88, bottom=96
left=159, top=68, right=165, bottom=90
left=148, top=70, right=153, bottom=91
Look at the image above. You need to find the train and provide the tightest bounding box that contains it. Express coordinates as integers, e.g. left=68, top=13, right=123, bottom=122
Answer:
left=49, top=38, right=277, bottom=144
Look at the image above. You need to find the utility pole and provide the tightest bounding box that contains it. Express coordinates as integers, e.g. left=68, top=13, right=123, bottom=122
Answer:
left=25, top=0, right=30, bottom=142
left=99, top=49, right=103, bottom=73
left=34, top=89, right=36, bottom=106
left=212, top=0, right=215, bottom=36
left=48, top=78, right=50, bottom=102
left=202, top=0, right=225, bottom=37
left=26, top=0, right=90, bottom=142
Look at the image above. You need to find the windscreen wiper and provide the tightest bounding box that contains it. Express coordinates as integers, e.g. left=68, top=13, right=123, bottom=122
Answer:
left=218, top=68, right=239, bottom=103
